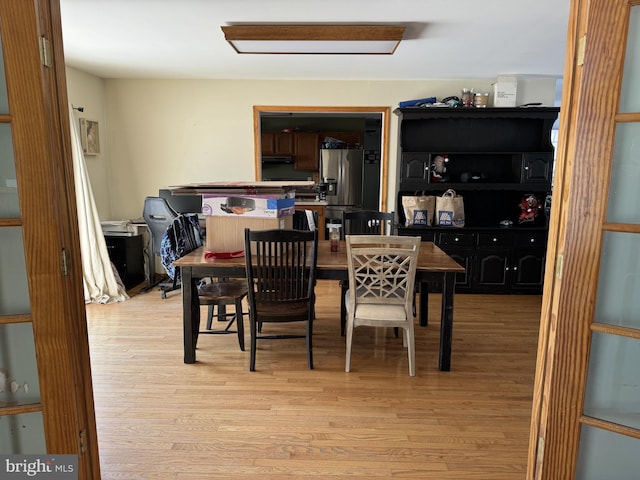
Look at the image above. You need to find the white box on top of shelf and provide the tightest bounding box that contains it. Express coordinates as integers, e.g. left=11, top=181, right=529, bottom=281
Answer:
left=493, top=75, right=518, bottom=107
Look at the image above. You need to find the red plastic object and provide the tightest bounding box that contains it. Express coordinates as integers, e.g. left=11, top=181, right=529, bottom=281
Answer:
left=204, top=250, right=245, bottom=259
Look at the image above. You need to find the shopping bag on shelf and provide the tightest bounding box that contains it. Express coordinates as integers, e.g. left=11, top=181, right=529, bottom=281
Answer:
left=435, top=189, right=465, bottom=227
left=401, top=193, right=435, bottom=227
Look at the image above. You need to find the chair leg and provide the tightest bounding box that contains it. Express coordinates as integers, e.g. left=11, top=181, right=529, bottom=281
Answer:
left=206, top=305, right=214, bottom=330
left=306, top=316, right=314, bottom=370
left=218, top=304, right=227, bottom=322
left=345, top=320, right=354, bottom=373
left=340, top=282, right=348, bottom=336
left=406, top=325, right=416, bottom=377
left=249, top=316, right=257, bottom=372
left=235, top=298, right=245, bottom=351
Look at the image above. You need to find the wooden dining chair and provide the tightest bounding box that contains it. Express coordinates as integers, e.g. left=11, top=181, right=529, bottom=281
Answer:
left=244, top=228, right=318, bottom=371
left=293, top=209, right=319, bottom=231
left=342, top=210, right=395, bottom=238
left=339, top=210, right=396, bottom=335
left=162, top=213, right=247, bottom=350
left=344, top=235, right=421, bottom=376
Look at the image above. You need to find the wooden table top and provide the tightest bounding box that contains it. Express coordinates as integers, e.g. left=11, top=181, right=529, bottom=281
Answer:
left=174, top=240, right=464, bottom=273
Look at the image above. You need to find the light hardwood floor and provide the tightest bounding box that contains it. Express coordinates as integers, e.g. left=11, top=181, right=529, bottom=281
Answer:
left=85, top=280, right=542, bottom=480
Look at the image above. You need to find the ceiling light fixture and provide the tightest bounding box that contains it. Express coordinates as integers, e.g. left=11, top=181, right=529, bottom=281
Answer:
left=221, top=25, right=405, bottom=55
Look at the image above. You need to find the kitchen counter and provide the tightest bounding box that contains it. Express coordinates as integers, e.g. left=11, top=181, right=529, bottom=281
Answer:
left=295, top=199, right=328, bottom=206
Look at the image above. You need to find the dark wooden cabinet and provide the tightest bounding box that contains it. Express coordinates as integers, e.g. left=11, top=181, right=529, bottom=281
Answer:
left=395, top=107, right=559, bottom=294
left=400, top=152, right=430, bottom=183
left=520, top=152, right=553, bottom=183
left=275, top=133, right=294, bottom=155
left=294, top=132, right=320, bottom=170
left=475, top=249, right=510, bottom=291
left=104, top=234, right=145, bottom=290
left=511, top=248, right=546, bottom=290
left=261, top=130, right=362, bottom=172
left=261, top=132, right=275, bottom=156
left=261, top=132, right=294, bottom=156
left=261, top=131, right=319, bottom=170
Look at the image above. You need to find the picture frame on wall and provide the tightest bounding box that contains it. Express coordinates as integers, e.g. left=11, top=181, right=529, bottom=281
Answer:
left=79, top=118, right=100, bottom=155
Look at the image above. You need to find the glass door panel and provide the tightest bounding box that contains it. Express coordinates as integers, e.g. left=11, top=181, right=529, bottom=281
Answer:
left=0, top=323, right=43, bottom=453
left=605, top=123, right=640, bottom=223
left=0, top=228, right=30, bottom=315
left=576, top=426, right=640, bottom=480
left=0, top=124, right=19, bottom=217
left=619, top=6, right=640, bottom=113
left=594, top=232, right=640, bottom=329
left=0, top=37, right=6, bottom=114
left=0, top=323, right=41, bottom=407
left=583, top=332, right=640, bottom=429
left=0, top=412, right=46, bottom=454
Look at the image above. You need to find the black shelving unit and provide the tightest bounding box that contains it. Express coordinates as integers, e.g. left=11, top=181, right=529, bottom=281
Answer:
left=395, top=107, right=560, bottom=294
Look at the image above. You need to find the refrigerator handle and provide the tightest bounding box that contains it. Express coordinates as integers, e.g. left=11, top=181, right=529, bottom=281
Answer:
left=337, top=154, right=343, bottom=202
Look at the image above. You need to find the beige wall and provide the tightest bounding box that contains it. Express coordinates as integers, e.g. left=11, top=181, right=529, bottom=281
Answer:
left=65, top=67, right=557, bottom=220
left=65, top=68, right=111, bottom=220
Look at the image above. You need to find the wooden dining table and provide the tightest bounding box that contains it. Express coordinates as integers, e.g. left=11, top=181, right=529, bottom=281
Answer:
left=174, top=240, right=465, bottom=371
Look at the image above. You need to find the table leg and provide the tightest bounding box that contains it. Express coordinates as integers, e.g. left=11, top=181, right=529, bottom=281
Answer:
left=439, top=272, right=455, bottom=371
left=182, top=266, right=200, bottom=363
left=418, top=281, right=428, bottom=327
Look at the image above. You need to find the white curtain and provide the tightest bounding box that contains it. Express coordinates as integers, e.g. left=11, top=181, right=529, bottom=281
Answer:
left=69, top=104, right=128, bottom=304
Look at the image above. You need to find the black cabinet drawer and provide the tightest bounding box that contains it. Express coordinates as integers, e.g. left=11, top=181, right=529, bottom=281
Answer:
left=397, top=227, right=435, bottom=242
left=477, top=232, right=511, bottom=247
left=438, top=232, right=475, bottom=246
left=415, top=231, right=436, bottom=242
left=515, top=231, right=548, bottom=247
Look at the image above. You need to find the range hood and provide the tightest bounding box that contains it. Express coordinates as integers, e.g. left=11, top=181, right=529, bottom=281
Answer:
left=262, top=156, right=293, bottom=164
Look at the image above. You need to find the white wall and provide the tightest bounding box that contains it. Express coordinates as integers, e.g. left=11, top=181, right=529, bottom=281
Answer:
left=65, top=69, right=557, bottom=220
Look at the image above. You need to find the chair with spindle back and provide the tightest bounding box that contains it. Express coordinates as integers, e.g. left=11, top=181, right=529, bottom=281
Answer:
left=244, top=228, right=318, bottom=371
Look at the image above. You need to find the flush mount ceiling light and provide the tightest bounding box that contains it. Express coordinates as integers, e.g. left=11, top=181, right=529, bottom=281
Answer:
left=221, top=25, right=405, bottom=55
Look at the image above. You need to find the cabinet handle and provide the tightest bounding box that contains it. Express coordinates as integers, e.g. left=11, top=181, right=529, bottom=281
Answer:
left=524, top=166, right=529, bottom=170
left=513, top=267, right=518, bottom=271
left=530, top=238, right=535, bottom=243
left=454, top=237, right=459, bottom=242
left=492, top=237, right=498, bottom=242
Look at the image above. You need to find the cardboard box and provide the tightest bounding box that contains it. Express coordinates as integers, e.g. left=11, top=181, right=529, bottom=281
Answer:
left=202, top=192, right=295, bottom=219
left=493, top=75, right=518, bottom=107
left=205, top=215, right=293, bottom=253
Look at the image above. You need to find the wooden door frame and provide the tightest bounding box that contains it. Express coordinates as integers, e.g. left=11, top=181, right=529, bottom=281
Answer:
left=527, top=0, right=585, bottom=475
left=253, top=105, right=391, bottom=212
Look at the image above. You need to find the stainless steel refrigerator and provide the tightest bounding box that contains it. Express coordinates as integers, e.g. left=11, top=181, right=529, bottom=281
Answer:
left=320, top=148, right=364, bottom=230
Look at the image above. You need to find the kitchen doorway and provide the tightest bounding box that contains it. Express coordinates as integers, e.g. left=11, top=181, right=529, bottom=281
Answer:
left=252, top=106, right=391, bottom=212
